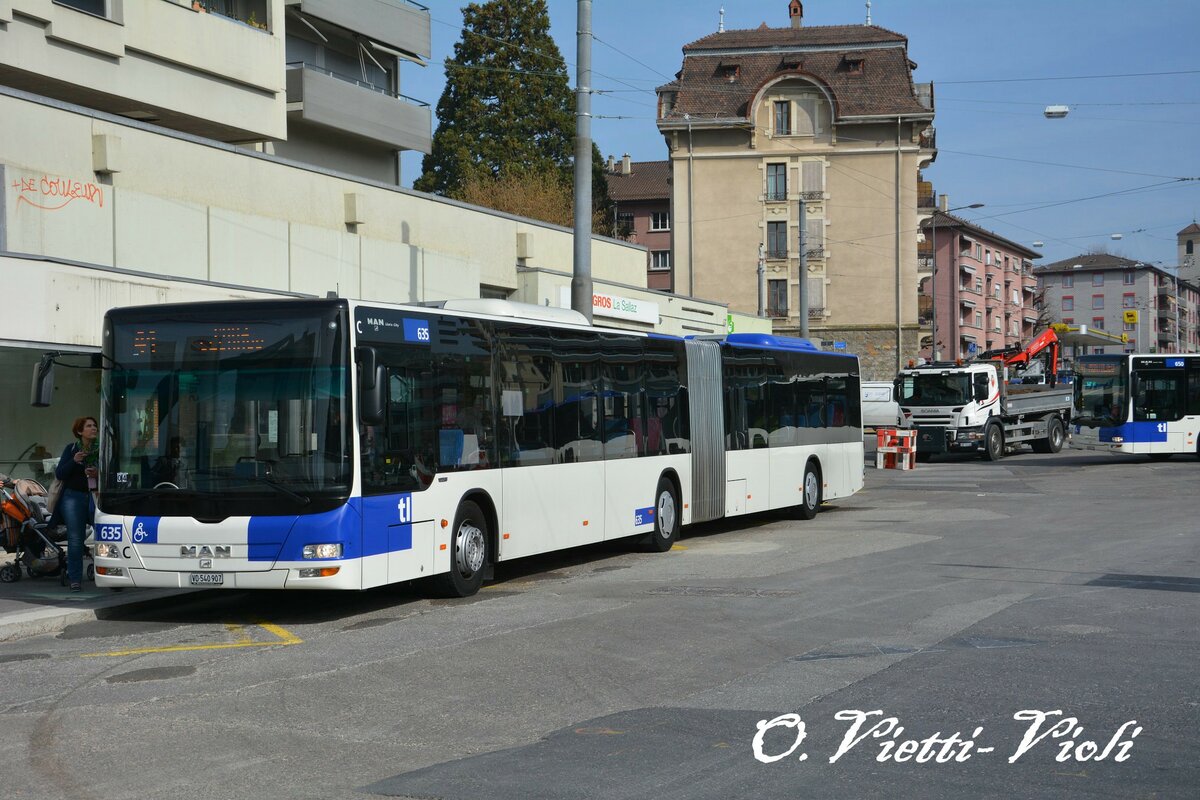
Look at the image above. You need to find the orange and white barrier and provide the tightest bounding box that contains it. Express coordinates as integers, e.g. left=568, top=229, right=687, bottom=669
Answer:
left=875, top=428, right=916, bottom=470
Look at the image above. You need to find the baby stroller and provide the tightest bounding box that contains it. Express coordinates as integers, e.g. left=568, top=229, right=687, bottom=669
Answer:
left=0, top=475, right=93, bottom=585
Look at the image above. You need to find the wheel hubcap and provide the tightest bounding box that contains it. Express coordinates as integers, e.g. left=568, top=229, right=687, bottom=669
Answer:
left=455, top=522, right=486, bottom=576
left=805, top=471, right=819, bottom=508
left=657, top=490, right=676, bottom=538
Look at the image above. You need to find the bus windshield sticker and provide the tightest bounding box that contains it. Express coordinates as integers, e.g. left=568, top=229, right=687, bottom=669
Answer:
left=403, top=318, right=431, bottom=344
left=131, top=517, right=160, bottom=544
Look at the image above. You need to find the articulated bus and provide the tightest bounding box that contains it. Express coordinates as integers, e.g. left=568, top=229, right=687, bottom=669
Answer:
left=1072, top=353, right=1200, bottom=459
left=91, top=298, right=863, bottom=596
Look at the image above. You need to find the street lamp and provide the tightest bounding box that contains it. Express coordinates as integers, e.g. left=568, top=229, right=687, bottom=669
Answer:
left=928, top=202, right=984, bottom=361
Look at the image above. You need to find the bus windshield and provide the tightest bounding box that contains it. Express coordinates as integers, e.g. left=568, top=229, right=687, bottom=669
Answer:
left=1073, top=356, right=1127, bottom=427
left=897, top=373, right=971, bottom=406
left=100, top=302, right=351, bottom=517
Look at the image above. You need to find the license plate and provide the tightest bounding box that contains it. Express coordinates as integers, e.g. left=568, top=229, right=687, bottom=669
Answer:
left=189, top=573, right=224, bottom=586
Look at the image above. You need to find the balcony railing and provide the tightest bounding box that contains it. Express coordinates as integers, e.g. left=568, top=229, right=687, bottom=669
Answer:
left=192, top=0, right=270, bottom=31
left=767, top=306, right=788, bottom=318
left=766, top=249, right=787, bottom=260
left=808, top=307, right=824, bottom=318
left=799, top=190, right=823, bottom=201
left=766, top=189, right=787, bottom=202
left=804, top=247, right=825, bottom=260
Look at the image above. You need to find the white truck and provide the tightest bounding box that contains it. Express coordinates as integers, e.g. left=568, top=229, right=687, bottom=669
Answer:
left=895, top=361, right=1073, bottom=460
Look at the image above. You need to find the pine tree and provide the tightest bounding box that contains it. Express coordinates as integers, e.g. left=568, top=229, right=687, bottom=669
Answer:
left=414, top=0, right=575, bottom=196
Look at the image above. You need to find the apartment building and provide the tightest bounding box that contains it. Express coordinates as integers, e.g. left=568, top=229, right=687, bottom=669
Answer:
left=655, top=0, right=936, bottom=377
left=1035, top=254, right=1200, bottom=357
left=919, top=202, right=1040, bottom=361
left=605, top=157, right=672, bottom=291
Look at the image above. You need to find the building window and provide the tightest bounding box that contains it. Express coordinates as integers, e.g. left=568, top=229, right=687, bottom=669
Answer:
left=1062, top=274, right=1074, bottom=288
left=767, top=280, right=788, bottom=316
left=615, top=212, right=634, bottom=238
left=57, top=0, right=107, bottom=15
left=985, top=249, right=992, bottom=266
left=1092, top=316, right=1105, bottom=329
left=650, top=211, right=670, bottom=231
left=975, top=243, right=983, bottom=260
left=1124, top=320, right=1136, bottom=332
left=1092, top=273, right=1104, bottom=286
left=1123, top=271, right=1135, bottom=285
left=650, top=250, right=671, bottom=271
left=1187, top=239, right=1194, bottom=255
left=1092, top=295, right=1104, bottom=310
left=975, top=311, right=983, bottom=327
left=766, top=164, right=787, bottom=201
left=767, top=221, right=788, bottom=259
left=1062, top=296, right=1074, bottom=311
left=1122, top=293, right=1136, bottom=308
left=1063, top=318, right=1074, bottom=324
left=774, top=101, right=790, bottom=135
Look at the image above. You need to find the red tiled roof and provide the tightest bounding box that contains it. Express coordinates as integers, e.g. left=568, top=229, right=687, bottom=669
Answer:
left=661, top=24, right=929, bottom=121
left=607, top=161, right=670, bottom=202
left=1178, top=221, right=1200, bottom=235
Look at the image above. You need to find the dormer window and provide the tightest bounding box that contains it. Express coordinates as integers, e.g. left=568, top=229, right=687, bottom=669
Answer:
left=839, top=55, right=865, bottom=75
left=719, top=63, right=740, bottom=82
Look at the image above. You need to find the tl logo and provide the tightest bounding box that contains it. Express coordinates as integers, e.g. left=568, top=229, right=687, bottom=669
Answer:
left=397, top=495, right=412, bottom=524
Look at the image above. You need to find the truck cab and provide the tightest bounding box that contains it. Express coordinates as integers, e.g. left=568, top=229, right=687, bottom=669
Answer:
left=896, top=363, right=1000, bottom=456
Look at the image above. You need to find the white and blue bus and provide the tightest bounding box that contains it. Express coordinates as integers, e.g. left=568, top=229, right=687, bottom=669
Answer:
left=91, top=298, right=863, bottom=596
left=1072, top=353, right=1200, bottom=459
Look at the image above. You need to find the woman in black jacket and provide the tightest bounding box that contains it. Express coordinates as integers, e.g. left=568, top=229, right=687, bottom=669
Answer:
left=55, top=416, right=98, bottom=591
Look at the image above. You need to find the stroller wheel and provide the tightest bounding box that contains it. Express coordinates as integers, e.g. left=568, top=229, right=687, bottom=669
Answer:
left=0, top=563, right=20, bottom=583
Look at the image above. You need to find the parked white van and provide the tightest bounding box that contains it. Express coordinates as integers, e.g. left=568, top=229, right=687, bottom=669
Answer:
left=861, top=381, right=905, bottom=429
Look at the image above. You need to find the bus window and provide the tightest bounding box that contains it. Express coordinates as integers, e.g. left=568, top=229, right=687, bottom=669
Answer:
left=1133, top=371, right=1183, bottom=422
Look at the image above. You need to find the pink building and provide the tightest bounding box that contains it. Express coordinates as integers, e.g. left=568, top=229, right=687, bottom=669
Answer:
left=919, top=206, right=1041, bottom=361
left=606, top=157, right=672, bottom=292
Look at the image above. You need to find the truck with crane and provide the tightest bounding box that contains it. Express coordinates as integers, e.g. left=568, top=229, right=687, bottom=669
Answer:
left=893, top=325, right=1123, bottom=461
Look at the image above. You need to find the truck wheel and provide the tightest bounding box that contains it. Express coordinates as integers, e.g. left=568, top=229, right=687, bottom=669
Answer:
left=1033, top=416, right=1065, bottom=454
left=982, top=423, right=1004, bottom=461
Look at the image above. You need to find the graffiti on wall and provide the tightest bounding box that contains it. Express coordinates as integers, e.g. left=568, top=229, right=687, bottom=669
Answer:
left=11, top=175, right=105, bottom=211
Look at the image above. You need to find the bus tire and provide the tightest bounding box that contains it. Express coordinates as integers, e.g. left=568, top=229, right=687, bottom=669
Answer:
left=1148, top=453, right=1172, bottom=462
left=796, top=460, right=822, bottom=520
left=982, top=423, right=1004, bottom=461
left=434, top=500, right=489, bottom=597
left=644, top=475, right=680, bottom=552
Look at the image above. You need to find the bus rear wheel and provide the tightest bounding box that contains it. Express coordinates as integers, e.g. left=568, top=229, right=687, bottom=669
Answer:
left=434, top=500, right=489, bottom=597
left=643, top=476, right=679, bottom=552
left=796, top=460, right=822, bottom=520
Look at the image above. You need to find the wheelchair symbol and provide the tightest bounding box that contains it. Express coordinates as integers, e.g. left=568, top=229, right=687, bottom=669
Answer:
left=132, top=523, right=149, bottom=543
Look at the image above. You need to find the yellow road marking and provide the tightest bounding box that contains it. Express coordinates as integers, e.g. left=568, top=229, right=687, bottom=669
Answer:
left=83, top=622, right=302, bottom=657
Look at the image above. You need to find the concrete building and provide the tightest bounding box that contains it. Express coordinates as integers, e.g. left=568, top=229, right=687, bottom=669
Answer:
left=1179, top=221, right=1199, bottom=281
left=0, top=1, right=763, bottom=483
left=919, top=200, right=1040, bottom=361
left=1034, top=254, right=1200, bottom=358
left=655, top=0, right=936, bottom=377
left=606, top=157, right=672, bottom=292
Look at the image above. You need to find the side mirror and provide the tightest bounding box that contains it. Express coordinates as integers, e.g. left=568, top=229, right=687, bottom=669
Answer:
left=356, top=347, right=385, bottom=426
left=31, top=354, right=56, bottom=407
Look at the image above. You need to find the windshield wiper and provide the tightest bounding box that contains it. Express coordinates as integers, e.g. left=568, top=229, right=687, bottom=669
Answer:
left=103, top=487, right=202, bottom=506
left=190, top=468, right=313, bottom=506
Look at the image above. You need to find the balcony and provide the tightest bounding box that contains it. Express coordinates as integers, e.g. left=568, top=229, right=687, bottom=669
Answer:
left=285, top=0, right=431, bottom=63
left=804, top=246, right=825, bottom=260
left=286, top=62, right=432, bottom=152
left=918, top=256, right=934, bottom=274
left=808, top=307, right=825, bottom=319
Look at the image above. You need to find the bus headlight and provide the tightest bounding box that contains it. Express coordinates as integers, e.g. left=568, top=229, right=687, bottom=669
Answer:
left=1110, top=436, right=1123, bottom=443
left=302, top=543, right=342, bottom=559
left=96, top=543, right=121, bottom=559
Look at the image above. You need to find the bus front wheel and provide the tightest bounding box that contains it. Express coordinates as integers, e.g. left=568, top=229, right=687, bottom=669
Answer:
left=644, top=476, right=679, bottom=552
left=434, top=500, right=489, bottom=597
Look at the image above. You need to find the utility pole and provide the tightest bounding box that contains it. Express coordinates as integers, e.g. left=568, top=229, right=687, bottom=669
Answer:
left=757, top=243, right=765, bottom=318
left=798, top=198, right=809, bottom=338
left=570, top=0, right=593, bottom=322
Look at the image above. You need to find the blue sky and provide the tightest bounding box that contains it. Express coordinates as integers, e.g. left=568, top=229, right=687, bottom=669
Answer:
left=400, top=0, right=1200, bottom=269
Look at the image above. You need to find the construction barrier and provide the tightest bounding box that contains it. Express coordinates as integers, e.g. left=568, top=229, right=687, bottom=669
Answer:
left=875, top=428, right=917, bottom=470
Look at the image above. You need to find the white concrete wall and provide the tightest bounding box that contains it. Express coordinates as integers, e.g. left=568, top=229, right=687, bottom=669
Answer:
left=0, top=91, right=646, bottom=308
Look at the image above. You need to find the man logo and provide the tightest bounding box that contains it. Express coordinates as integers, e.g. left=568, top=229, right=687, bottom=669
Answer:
left=180, top=545, right=231, bottom=558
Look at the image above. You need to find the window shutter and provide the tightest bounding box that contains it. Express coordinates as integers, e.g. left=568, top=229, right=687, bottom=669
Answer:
left=805, top=217, right=824, bottom=258
left=807, top=275, right=825, bottom=313
left=802, top=161, right=823, bottom=197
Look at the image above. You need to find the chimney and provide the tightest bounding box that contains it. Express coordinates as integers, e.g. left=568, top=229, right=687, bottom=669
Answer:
left=606, top=154, right=615, bottom=173
left=939, top=194, right=948, bottom=212
left=789, top=0, right=803, bottom=28
left=621, top=154, right=631, bottom=175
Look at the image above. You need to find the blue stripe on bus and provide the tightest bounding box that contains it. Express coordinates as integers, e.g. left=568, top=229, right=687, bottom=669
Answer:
left=633, top=506, right=655, bottom=527
left=1099, top=422, right=1168, bottom=443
